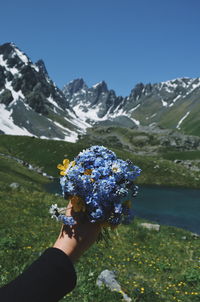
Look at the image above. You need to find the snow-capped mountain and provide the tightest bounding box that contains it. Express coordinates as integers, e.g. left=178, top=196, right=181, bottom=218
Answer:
left=0, top=42, right=89, bottom=141
left=63, top=77, right=200, bottom=136
left=0, top=42, right=200, bottom=142
left=63, top=79, right=136, bottom=128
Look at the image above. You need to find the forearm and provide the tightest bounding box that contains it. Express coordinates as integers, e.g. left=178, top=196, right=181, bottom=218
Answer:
left=53, top=221, right=101, bottom=263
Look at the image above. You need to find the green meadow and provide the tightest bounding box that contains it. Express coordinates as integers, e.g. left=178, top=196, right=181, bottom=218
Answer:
left=0, top=135, right=200, bottom=301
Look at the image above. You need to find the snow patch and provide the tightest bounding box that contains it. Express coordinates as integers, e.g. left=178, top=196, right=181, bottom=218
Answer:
left=172, top=95, right=181, bottom=103
left=47, top=95, right=63, bottom=111
left=5, top=79, right=25, bottom=104
left=129, top=117, right=140, bottom=126
left=31, top=64, right=39, bottom=72
left=0, top=104, right=33, bottom=136
left=191, top=81, right=200, bottom=90
left=161, top=99, right=168, bottom=107
left=14, top=47, right=29, bottom=65
left=176, top=111, right=190, bottom=129
left=169, top=95, right=181, bottom=107
left=92, top=82, right=102, bottom=89
left=0, top=54, right=19, bottom=75
left=130, top=104, right=140, bottom=112
left=73, top=102, right=104, bottom=122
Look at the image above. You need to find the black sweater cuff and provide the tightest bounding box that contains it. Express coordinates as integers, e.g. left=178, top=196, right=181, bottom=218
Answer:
left=0, top=247, right=77, bottom=302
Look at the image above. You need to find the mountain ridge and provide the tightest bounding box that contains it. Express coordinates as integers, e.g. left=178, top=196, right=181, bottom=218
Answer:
left=0, top=42, right=200, bottom=142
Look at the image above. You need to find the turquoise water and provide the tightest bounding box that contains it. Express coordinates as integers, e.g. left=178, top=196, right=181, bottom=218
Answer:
left=46, top=180, right=200, bottom=234
left=134, top=185, right=200, bottom=234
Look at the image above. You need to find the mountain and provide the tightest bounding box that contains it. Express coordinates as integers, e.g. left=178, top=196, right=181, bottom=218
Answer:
left=0, top=42, right=200, bottom=143
left=63, top=79, right=135, bottom=128
left=0, top=42, right=89, bottom=141
left=63, top=78, right=200, bottom=136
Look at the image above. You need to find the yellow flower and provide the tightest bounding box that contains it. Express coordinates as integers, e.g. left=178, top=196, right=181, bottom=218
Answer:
left=84, top=169, right=92, bottom=175
left=57, top=159, right=75, bottom=175
left=70, top=195, right=86, bottom=212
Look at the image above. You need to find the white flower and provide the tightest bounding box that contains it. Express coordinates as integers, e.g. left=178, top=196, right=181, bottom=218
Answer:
left=111, top=163, right=121, bottom=173
left=49, top=204, right=58, bottom=215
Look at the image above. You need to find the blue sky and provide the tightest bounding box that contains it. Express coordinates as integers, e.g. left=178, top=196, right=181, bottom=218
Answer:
left=1, top=0, right=200, bottom=96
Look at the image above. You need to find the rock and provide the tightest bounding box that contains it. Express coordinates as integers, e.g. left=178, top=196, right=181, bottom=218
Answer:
left=191, top=233, right=200, bottom=239
left=9, top=182, right=20, bottom=189
left=181, top=236, right=187, bottom=240
left=140, top=222, right=160, bottom=231
left=174, top=160, right=183, bottom=164
left=96, top=269, right=132, bottom=302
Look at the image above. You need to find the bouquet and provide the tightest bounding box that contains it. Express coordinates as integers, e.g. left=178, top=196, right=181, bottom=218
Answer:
left=50, top=145, right=141, bottom=228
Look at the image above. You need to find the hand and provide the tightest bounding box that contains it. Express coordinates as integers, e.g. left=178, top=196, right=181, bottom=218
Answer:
left=53, top=201, right=101, bottom=263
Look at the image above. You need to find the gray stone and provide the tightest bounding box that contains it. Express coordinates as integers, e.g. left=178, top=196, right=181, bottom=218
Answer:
left=140, top=222, right=160, bottom=231
left=181, top=236, right=187, bottom=240
left=191, top=233, right=200, bottom=239
left=9, top=182, right=20, bottom=189
left=96, top=269, right=132, bottom=302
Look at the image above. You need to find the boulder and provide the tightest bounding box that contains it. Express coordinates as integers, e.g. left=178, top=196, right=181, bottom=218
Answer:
left=97, top=269, right=132, bottom=302
left=9, top=182, right=20, bottom=189
left=140, top=222, right=160, bottom=231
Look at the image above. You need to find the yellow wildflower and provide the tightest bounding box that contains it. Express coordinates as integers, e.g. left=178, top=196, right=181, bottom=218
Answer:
left=57, top=159, right=75, bottom=175
left=84, top=169, right=92, bottom=175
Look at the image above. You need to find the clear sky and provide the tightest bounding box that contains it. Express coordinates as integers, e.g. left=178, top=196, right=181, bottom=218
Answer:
left=0, top=0, right=200, bottom=96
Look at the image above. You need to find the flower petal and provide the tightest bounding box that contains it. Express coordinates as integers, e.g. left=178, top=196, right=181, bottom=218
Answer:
left=57, top=164, right=64, bottom=170
left=63, top=159, right=70, bottom=166
left=60, top=171, right=66, bottom=175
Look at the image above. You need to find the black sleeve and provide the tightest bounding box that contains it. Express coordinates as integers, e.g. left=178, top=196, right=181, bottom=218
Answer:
left=0, top=247, right=77, bottom=302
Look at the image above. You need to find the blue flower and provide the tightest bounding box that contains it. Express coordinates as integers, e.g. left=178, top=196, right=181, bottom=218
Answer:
left=57, top=145, right=141, bottom=226
left=114, top=203, right=122, bottom=214
left=58, top=215, right=76, bottom=226
left=90, top=208, right=103, bottom=221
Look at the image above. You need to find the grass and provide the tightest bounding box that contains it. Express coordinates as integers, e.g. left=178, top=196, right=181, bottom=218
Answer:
left=161, top=150, right=200, bottom=161
left=0, top=188, right=200, bottom=302
left=0, top=134, right=200, bottom=301
left=0, top=154, right=50, bottom=191
left=0, top=134, right=199, bottom=188
left=0, top=134, right=90, bottom=176
left=113, top=149, right=200, bottom=189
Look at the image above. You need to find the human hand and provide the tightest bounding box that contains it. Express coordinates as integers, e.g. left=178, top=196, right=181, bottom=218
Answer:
left=53, top=201, right=101, bottom=263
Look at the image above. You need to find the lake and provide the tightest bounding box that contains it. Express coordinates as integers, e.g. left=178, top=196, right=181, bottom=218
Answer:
left=134, top=185, right=200, bottom=234
left=46, top=180, right=200, bottom=234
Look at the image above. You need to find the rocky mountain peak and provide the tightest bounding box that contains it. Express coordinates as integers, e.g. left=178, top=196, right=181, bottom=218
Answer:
left=0, top=42, right=33, bottom=70
left=35, top=59, right=49, bottom=77
left=129, top=82, right=152, bottom=100
left=92, top=81, right=108, bottom=93
left=1, top=42, right=200, bottom=141
left=0, top=42, right=17, bottom=57
left=63, top=78, right=88, bottom=97
left=0, top=42, right=86, bottom=141
left=0, top=42, right=72, bottom=115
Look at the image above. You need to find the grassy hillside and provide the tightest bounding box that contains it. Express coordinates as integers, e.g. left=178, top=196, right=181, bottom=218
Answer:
left=0, top=154, right=50, bottom=191
left=0, top=135, right=90, bottom=176
left=0, top=188, right=200, bottom=302
left=0, top=134, right=200, bottom=301
left=0, top=135, right=199, bottom=188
